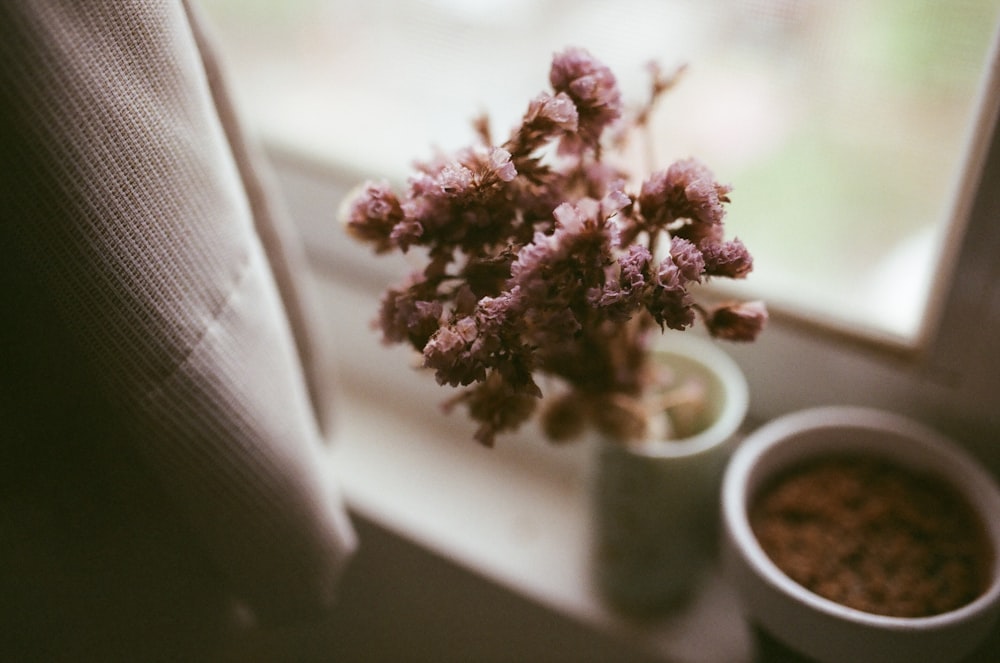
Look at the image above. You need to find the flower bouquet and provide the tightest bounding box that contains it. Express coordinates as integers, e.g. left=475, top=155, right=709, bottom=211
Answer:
left=343, top=47, right=766, bottom=447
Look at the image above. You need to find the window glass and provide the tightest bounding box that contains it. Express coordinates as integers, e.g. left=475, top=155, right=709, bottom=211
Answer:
left=201, top=0, right=1000, bottom=346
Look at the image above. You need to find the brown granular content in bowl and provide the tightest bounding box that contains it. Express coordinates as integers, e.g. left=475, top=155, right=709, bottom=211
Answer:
left=750, top=455, right=993, bottom=617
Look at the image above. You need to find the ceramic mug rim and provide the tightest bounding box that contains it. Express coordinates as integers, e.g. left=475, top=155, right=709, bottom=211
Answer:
left=626, top=333, right=748, bottom=459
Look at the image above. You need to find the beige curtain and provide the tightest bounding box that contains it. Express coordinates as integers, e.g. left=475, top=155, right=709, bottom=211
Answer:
left=0, top=1, right=356, bottom=659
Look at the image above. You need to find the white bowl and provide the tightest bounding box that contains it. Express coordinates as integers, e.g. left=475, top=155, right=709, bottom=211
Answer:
left=721, top=406, right=1000, bottom=663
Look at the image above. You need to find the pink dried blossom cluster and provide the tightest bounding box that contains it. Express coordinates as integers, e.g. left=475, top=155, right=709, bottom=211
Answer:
left=344, top=47, right=766, bottom=446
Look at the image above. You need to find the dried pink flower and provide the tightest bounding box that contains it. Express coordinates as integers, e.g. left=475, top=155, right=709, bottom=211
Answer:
left=648, top=282, right=696, bottom=331
left=458, top=373, right=540, bottom=447
left=669, top=237, right=706, bottom=283
left=344, top=48, right=766, bottom=445
left=525, top=92, right=579, bottom=132
left=704, top=301, right=768, bottom=341
left=343, top=182, right=404, bottom=253
left=378, top=282, right=442, bottom=347
left=488, top=147, right=518, bottom=182
left=702, top=237, right=754, bottom=279
left=423, top=318, right=486, bottom=387
left=638, top=158, right=731, bottom=233
left=549, top=47, right=623, bottom=153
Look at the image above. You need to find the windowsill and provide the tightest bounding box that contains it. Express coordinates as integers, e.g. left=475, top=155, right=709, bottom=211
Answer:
left=266, top=143, right=1000, bottom=662
left=311, top=273, right=754, bottom=663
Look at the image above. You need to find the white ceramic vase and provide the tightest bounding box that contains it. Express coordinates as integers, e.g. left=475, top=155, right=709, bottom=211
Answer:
left=590, top=333, right=749, bottom=614
left=721, top=406, right=1000, bottom=663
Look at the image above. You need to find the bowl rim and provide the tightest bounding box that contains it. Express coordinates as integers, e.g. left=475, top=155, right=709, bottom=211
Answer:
left=722, top=405, right=1000, bottom=630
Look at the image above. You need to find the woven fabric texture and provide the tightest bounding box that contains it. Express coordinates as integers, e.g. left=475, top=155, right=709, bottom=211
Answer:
left=0, top=0, right=355, bottom=656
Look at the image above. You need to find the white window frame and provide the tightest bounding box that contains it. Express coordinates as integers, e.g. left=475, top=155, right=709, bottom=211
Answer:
left=705, top=27, right=1000, bottom=474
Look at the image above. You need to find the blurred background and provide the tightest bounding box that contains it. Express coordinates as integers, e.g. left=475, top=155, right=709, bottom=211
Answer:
left=198, top=0, right=1000, bottom=346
